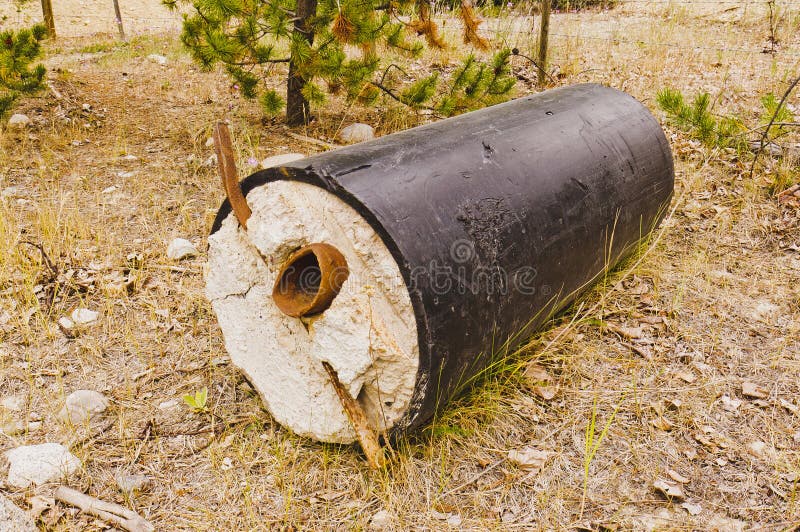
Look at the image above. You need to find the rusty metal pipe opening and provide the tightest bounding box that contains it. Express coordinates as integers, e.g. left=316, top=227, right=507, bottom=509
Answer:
left=272, top=243, right=349, bottom=318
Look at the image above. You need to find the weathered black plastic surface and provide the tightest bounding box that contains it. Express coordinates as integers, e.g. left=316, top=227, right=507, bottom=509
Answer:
left=211, top=83, right=674, bottom=435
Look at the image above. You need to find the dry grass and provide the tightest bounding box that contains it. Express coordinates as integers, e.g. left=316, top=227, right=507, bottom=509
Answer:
left=1, top=1, right=800, bottom=530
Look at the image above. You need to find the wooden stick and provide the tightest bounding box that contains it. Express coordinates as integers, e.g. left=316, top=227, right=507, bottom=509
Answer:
left=537, top=0, right=551, bottom=88
left=54, top=486, right=154, bottom=532
left=322, top=361, right=386, bottom=470
left=113, top=0, right=126, bottom=40
left=286, top=131, right=340, bottom=150
left=212, top=122, right=251, bottom=229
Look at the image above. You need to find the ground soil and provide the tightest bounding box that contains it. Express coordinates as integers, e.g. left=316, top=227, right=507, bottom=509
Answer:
left=1, top=1, right=799, bottom=530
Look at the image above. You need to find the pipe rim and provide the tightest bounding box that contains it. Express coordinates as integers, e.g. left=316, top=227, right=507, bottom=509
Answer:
left=272, top=243, right=350, bottom=317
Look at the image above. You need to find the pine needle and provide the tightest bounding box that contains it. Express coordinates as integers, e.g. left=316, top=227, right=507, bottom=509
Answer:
left=459, top=0, right=489, bottom=51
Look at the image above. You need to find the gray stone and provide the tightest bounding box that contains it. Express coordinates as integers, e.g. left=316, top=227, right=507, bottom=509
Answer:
left=114, top=471, right=150, bottom=493
left=147, top=54, right=168, bottom=66
left=0, top=395, right=25, bottom=412
left=167, top=238, right=198, bottom=260
left=369, top=509, right=393, bottom=530
left=261, top=153, right=306, bottom=169
left=4, top=443, right=81, bottom=488
left=59, top=389, right=109, bottom=424
left=70, top=308, right=99, bottom=326
left=338, top=123, right=375, bottom=144
left=7, top=114, right=31, bottom=129
left=0, top=494, right=36, bottom=532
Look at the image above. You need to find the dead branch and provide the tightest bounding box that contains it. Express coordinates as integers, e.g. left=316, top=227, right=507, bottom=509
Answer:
left=54, top=486, right=154, bottom=532
left=748, top=74, right=800, bottom=180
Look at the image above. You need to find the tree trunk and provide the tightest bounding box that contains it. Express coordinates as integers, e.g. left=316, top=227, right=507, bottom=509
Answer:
left=41, top=0, right=56, bottom=38
left=286, top=0, right=317, bottom=126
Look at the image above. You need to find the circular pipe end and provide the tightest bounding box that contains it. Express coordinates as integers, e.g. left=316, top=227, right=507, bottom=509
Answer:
left=272, top=243, right=350, bottom=318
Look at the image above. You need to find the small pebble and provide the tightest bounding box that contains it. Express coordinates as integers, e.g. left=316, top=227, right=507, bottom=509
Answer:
left=114, top=471, right=150, bottom=493
left=7, top=114, right=31, bottom=129
left=59, top=389, right=109, bottom=424
left=147, top=53, right=167, bottom=65
left=338, top=123, right=374, bottom=144
left=167, top=238, right=198, bottom=260
left=71, top=308, right=99, bottom=326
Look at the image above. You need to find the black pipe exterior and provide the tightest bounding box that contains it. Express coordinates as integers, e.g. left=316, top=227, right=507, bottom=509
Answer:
left=211, top=83, right=674, bottom=435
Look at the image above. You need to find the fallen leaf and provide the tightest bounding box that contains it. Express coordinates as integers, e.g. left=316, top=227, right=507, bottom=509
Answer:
left=28, top=495, right=54, bottom=518
left=653, top=478, right=686, bottom=501
left=676, top=370, right=696, bottom=383
left=748, top=440, right=767, bottom=458
left=639, top=315, right=664, bottom=325
left=508, top=447, right=551, bottom=473
left=780, top=398, right=799, bottom=416
left=681, top=501, right=702, bottom=516
left=742, top=381, right=768, bottom=399
left=719, top=394, right=742, bottom=412
left=608, top=323, right=643, bottom=339
left=667, top=469, right=690, bottom=484
left=651, top=416, right=673, bottom=431
left=524, top=364, right=558, bottom=400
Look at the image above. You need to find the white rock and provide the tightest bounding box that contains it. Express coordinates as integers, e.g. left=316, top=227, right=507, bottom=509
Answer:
left=369, top=509, right=393, bottom=530
left=261, top=153, right=306, bottom=169
left=0, top=494, right=36, bottom=532
left=71, top=308, right=99, bottom=326
left=147, top=53, right=167, bottom=65
left=508, top=446, right=551, bottom=473
left=167, top=238, right=198, bottom=260
left=59, top=390, right=109, bottom=424
left=58, top=316, right=75, bottom=330
left=1, top=394, right=25, bottom=412
left=4, top=443, right=81, bottom=488
left=751, top=301, right=779, bottom=323
left=7, top=114, right=31, bottom=128
left=114, top=471, right=150, bottom=493
left=446, top=514, right=463, bottom=526
left=203, top=154, right=218, bottom=167
left=1, top=420, right=25, bottom=436
left=158, top=399, right=179, bottom=410
left=338, top=123, right=374, bottom=144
